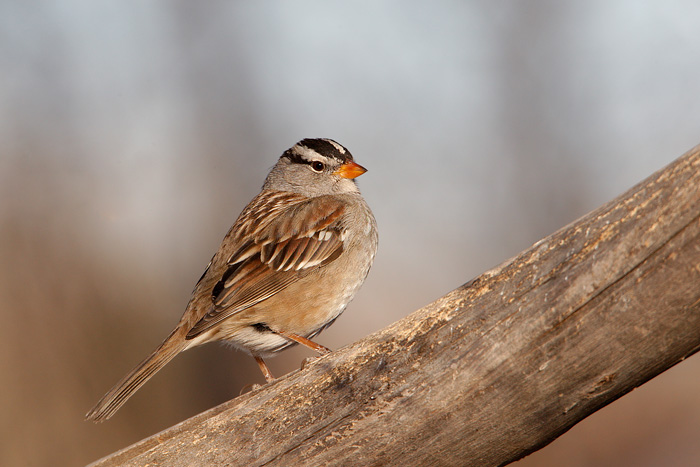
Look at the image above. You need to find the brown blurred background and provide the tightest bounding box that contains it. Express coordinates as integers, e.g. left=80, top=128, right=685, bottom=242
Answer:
left=2, top=2, right=700, bottom=466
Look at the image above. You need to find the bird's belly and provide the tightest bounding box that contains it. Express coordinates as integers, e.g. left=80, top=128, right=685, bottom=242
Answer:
left=213, top=257, right=369, bottom=356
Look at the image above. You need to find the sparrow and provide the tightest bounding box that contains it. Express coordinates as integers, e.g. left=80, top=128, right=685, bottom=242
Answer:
left=86, top=138, right=378, bottom=422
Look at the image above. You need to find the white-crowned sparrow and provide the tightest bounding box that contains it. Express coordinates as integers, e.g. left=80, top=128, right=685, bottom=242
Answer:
left=86, top=138, right=378, bottom=422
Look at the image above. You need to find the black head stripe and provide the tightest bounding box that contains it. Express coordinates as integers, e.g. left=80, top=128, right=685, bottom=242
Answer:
left=282, top=147, right=306, bottom=165
left=283, top=138, right=353, bottom=164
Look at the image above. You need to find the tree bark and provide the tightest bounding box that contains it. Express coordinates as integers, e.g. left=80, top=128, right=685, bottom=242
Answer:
left=89, top=145, right=700, bottom=467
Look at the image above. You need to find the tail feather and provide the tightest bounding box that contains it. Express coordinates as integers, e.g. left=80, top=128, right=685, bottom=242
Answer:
left=85, top=330, right=186, bottom=422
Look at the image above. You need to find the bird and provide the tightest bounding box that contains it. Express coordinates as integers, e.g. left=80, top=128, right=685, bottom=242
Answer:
left=86, top=138, right=378, bottom=422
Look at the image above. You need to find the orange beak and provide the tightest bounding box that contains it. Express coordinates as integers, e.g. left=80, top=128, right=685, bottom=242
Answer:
left=334, top=161, right=367, bottom=179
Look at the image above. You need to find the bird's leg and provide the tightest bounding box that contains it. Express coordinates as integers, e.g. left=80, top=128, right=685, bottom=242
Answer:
left=254, top=355, right=275, bottom=383
left=274, top=330, right=331, bottom=355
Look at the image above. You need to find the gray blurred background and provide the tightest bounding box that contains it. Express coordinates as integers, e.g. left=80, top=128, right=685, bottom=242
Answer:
left=2, top=1, right=700, bottom=466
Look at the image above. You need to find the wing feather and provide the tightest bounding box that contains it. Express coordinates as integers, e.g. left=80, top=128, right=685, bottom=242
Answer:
left=186, top=192, right=347, bottom=339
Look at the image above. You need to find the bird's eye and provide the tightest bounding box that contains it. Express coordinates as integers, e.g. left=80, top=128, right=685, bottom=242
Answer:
left=311, top=161, right=325, bottom=172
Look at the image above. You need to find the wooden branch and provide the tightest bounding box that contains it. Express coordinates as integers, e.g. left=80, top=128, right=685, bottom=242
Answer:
left=90, top=145, right=700, bottom=467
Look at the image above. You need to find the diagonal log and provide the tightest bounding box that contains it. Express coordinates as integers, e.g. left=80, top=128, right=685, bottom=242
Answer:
left=89, top=145, right=700, bottom=467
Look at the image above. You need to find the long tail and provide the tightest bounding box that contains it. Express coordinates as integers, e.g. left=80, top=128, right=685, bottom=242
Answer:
left=85, top=329, right=187, bottom=422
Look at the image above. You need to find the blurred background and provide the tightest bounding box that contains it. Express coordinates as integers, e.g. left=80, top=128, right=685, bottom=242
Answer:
left=2, top=1, right=700, bottom=466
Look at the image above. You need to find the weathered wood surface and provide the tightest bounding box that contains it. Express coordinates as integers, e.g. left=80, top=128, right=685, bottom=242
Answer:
left=90, top=145, right=700, bottom=467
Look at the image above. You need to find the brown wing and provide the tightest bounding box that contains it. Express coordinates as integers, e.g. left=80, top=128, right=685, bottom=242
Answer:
left=186, top=192, right=346, bottom=339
